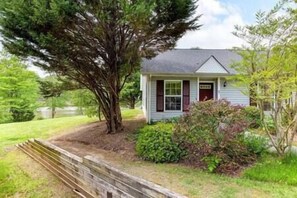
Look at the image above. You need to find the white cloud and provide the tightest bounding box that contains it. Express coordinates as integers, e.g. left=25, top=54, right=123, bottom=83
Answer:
left=176, top=0, right=246, bottom=49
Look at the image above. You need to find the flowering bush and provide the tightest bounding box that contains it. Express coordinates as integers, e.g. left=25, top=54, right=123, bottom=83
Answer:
left=174, top=100, right=257, bottom=174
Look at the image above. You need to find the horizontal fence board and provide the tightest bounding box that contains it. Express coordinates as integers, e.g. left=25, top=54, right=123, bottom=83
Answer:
left=18, top=139, right=187, bottom=198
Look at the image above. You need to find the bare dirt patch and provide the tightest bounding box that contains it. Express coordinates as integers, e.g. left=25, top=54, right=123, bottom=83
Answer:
left=50, top=117, right=146, bottom=161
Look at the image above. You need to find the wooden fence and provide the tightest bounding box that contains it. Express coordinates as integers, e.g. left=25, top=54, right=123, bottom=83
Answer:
left=17, top=139, right=187, bottom=198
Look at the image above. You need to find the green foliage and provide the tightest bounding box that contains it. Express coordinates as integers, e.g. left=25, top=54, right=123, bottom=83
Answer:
left=0, top=116, right=97, bottom=197
left=121, top=108, right=143, bottom=120
left=202, top=155, right=222, bottom=173
left=70, top=89, right=100, bottom=118
left=232, top=1, right=297, bottom=155
left=243, top=134, right=268, bottom=155
left=282, top=103, right=296, bottom=123
left=120, top=72, right=141, bottom=109
left=244, top=154, right=297, bottom=185
left=243, top=106, right=261, bottom=128
left=44, top=94, right=68, bottom=109
left=160, top=116, right=181, bottom=124
left=136, top=123, right=184, bottom=163
left=39, top=76, right=73, bottom=118
left=174, top=100, right=257, bottom=174
left=0, top=0, right=200, bottom=132
left=0, top=55, right=39, bottom=123
left=2, top=116, right=297, bottom=197
left=0, top=116, right=97, bottom=150
left=0, top=109, right=11, bottom=124
left=10, top=107, right=35, bottom=122
left=263, top=117, right=276, bottom=134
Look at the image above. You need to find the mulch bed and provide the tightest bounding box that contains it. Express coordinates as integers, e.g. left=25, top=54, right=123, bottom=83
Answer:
left=50, top=118, right=146, bottom=160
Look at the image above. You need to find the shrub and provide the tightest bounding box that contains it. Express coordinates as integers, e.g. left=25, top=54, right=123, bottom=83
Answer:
left=173, top=99, right=257, bottom=174
left=136, top=123, right=184, bottom=163
left=202, top=155, right=222, bottom=173
left=161, top=116, right=180, bottom=124
left=243, top=106, right=261, bottom=128
left=243, top=134, right=268, bottom=155
left=10, top=107, right=35, bottom=122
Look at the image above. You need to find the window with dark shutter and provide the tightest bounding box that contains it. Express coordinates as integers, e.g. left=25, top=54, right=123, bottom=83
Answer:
left=183, top=80, right=190, bottom=112
left=156, top=80, right=164, bottom=112
left=164, top=81, right=182, bottom=111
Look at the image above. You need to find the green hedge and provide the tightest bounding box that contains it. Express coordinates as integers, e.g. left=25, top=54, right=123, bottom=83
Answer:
left=136, top=123, right=184, bottom=163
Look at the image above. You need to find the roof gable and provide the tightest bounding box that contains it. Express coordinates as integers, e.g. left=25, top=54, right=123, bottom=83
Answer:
left=196, top=56, right=229, bottom=74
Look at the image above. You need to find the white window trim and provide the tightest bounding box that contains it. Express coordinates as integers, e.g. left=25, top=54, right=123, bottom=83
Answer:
left=164, top=80, right=183, bottom=112
left=199, top=81, right=216, bottom=101
left=217, top=77, right=221, bottom=99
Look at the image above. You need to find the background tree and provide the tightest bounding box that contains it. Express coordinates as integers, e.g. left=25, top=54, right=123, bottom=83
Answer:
left=0, top=0, right=200, bottom=133
left=232, top=0, right=297, bottom=155
left=0, top=54, right=39, bottom=123
left=70, top=89, right=103, bottom=121
left=39, top=76, right=70, bottom=118
left=120, top=72, right=141, bottom=109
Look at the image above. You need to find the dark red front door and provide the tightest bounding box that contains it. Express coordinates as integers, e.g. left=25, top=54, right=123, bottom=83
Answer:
left=199, top=83, right=214, bottom=101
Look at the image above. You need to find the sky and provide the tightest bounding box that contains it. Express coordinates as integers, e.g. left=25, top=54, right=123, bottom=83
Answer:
left=176, top=0, right=279, bottom=49
left=3, top=0, right=281, bottom=76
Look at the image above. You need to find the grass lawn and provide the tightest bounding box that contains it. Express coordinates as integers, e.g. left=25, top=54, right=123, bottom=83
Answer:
left=118, top=160, right=297, bottom=198
left=0, top=116, right=97, bottom=153
left=243, top=154, right=297, bottom=185
left=0, top=109, right=143, bottom=197
left=0, top=115, right=99, bottom=197
left=0, top=109, right=141, bottom=152
left=2, top=109, right=297, bottom=197
left=120, top=108, right=143, bottom=119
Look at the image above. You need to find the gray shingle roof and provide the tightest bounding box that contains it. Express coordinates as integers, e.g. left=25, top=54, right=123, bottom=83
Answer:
left=141, top=49, right=242, bottom=75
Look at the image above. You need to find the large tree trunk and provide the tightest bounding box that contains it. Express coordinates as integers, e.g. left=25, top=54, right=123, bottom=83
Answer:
left=94, top=78, right=123, bottom=133
left=105, top=94, right=123, bottom=133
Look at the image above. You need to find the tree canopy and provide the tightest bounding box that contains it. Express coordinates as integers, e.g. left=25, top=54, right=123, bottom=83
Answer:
left=0, top=54, right=39, bottom=123
left=232, top=0, right=297, bottom=155
left=0, top=0, right=200, bottom=133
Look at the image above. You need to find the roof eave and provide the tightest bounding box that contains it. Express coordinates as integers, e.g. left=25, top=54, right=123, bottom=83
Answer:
left=141, top=72, right=236, bottom=76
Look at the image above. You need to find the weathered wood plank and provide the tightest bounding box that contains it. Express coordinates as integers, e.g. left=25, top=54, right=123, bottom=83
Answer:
left=18, top=139, right=188, bottom=198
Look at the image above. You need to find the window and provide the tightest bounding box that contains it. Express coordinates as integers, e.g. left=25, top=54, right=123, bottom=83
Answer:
left=165, top=81, right=182, bottom=111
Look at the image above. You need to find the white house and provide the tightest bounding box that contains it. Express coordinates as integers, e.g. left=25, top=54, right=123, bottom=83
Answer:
left=140, top=49, right=249, bottom=123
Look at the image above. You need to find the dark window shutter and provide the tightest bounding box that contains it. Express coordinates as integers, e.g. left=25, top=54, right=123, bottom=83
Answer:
left=183, top=80, right=190, bottom=112
left=156, top=80, right=164, bottom=112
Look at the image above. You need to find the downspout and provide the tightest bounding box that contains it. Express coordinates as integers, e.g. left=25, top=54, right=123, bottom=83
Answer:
left=148, top=75, right=152, bottom=124
left=197, top=77, right=200, bottom=101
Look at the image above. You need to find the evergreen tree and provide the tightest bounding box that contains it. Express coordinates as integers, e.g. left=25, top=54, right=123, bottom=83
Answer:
left=0, top=0, right=200, bottom=133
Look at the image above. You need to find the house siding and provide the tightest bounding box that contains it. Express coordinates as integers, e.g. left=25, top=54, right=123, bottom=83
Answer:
left=150, top=76, right=197, bottom=121
left=196, top=57, right=228, bottom=74
left=147, top=76, right=249, bottom=122
left=220, top=78, right=249, bottom=106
